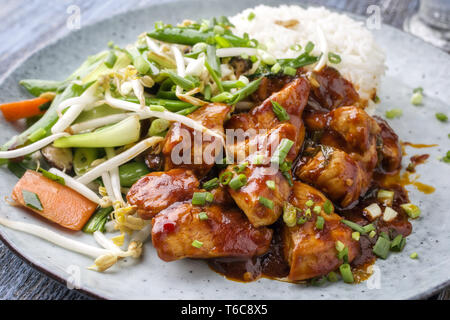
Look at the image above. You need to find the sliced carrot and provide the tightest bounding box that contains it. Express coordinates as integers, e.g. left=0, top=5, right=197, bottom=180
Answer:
left=0, top=97, right=49, bottom=122
left=11, top=170, right=97, bottom=231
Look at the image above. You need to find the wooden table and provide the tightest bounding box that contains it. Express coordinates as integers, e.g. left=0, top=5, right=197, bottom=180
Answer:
left=0, top=0, right=447, bottom=300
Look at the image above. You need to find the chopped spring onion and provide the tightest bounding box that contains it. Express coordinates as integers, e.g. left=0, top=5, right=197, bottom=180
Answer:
left=341, top=219, right=365, bottom=234
left=0, top=133, right=69, bottom=159
left=259, top=196, right=274, bottom=210
left=400, top=203, right=421, bottom=219
left=339, top=263, right=354, bottom=283
left=328, top=52, right=341, bottom=64
left=436, top=113, right=448, bottom=122
left=39, top=168, right=65, bottom=185
left=390, top=234, right=406, bottom=252
left=335, top=240, right=345, bottom=252
left=76, top=136, right=164, bottom=185
left=305, top=41, right=315, bottom=54
left=283, top=202, right=297, bottom=227
left=266, top=180, right=276, bottom=190
left=377, top=189, right=394, bottom=206
left=271, top=63, right=281, bottom=73
left=202, top=178, right=219, bottom=191
left=364, top=203, right=382, bottom=220
left=323, top=200, right=333, bottom=215
left=411, top=92, right=423, bottom=105
left=283, top=66, right=296, bottom=76
left=305, top=200, right=314, bottom=207
left=22, top=190, right=43, bottom=211
left=248, top=12, right=255, bottom=21
left=379, top=231, right=390, bottom=241
left=192, top=192, right=214, bottom=206
left=104, top=50, right=117, bottom=68
left=229, top=174, right=247, bottom=190
left=198, top=212, right=209, bottom=221
left=385, top=109, right=403, bottom=119
left=327, top=271, right=339, bottom=282
left=369, top=230, right=376, bottom=238
left=410, top=252, right=418, bottom=259
left=192, top=240, right=203, bottom=248
left=362, top=223, right=375, bottom=234
left=211, top=92, right=233, bottom=103
left=315, top=216, right=325, bottom=230
left=167, top=71, right=196, bottom=91
left=270, top=138, right=294, bottom=166
left=313, top=205, right=322, bottom=215
left=271, top=100, right=290, bottom=121
left=383, top=207, right=398, bottom=222
left=337, top=246, right=348, bottom=261
left=352, top=232, right=360, bottom=241
left=219, top=171, right=233, bottom=185
left=373, top=236, right=391, bottom=259
left=233, top=162, right=248, bottom=173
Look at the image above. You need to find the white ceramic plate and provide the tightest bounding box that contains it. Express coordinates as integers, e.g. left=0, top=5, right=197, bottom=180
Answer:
left=0, top=0, right=449, bottom=300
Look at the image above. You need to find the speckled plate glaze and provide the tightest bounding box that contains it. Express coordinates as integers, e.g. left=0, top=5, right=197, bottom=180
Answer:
left=0, top=0, right=449, bottom=300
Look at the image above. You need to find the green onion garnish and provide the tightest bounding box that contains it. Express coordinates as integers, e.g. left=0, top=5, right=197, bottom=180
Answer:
left=192, top=192, right=214, bottom=206
left=283, top=66, right=296, bottom=76
left=337, top=246, right=349, bottom=261
left=39, top=168, right=65, bottom=185
left=315, top=216, right=325, bottom=230
left=297, top=216, right=307, bottom=225
left=400, top=203, right=421, bottom=219
left=283, top=202, right=297, bottom=227
left=313, top=205, right=322, bottom=215
left=304, top=41, right=315, bottom=54
left=385, top=109, right=403, bottom=119
left=192, top=240, right=203, bottom=248
left=323, top=200, right=333, bottom=214
left=83, top=207, right=114, bottom=234
left=339, top=263, right=354, bottom=283
left=411, top=92, right=423, bottom=105
left=202, top=178, right=219, bottom=191
left=233, top=162, right=248, bottom=173
left=198, top=212, right=209, bottom=221
left=149, top=119, right=170, bottom=136
left=362, top=223, right=375, bottom=234
left=270, top=100, right=290, bottom=122
left=352, top=232, right=360, bottom=241
left=22, top=190, right=43, bottom=211
left=229, top=174, right=247, bottom=190
left=211, top=92, right=234, bottom=103
left=248, top=12, right=256, bottom=21
left=104, top=50, right=118, bottom=68
left=340, top=220, right=365, bottom=234
left=410, top=252, right=418, bottom=259
left=271, top=63, right=281, bottom=73
left=390, top=234, right=406, bottom=252
left=266, top=180, right=276, bottom=190
left=335, top=240, right=345, bottom=252
left=219, top=171, right=233, bottom=185
left=167, top=71, right=197, bottom=91
left=149, top=105, right=167, bottom=112
left=379, top=231, right=390, bottom=241
left=259, top=196, right=274, bottom=209
left=271, top=138, right=294, bottom=166
left=373, top=236, right=391, bottom=259
left=305, top=199, right=314, bottom=207
left=369, top=230, right=376, bottom=238
left=328, top=52, right=341, bottom=64
left=436, top=113, right=448, bottom=122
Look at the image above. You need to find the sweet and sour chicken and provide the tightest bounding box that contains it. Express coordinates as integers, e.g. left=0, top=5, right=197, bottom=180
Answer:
left=126, top=66, right=403, bottom=283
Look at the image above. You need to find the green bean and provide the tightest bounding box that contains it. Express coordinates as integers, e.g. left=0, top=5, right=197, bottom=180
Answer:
left=126, top=46, right=151, bottom=75
left=205, top=60, right=224, bottom=93
left=176, top=105, right=201, bottom=116
left=167, top=71, right=196, bottom=91
left=73, top=148, right=101, bottom=176
left=206, top=45, right=221, bottom=77
left=82, top=206, right=114, bottom=234
left=119, top=162, right=150, bottom=187
left=147, top=27, right=251, bottom=47
left=123, top=97, right=193, bottom=112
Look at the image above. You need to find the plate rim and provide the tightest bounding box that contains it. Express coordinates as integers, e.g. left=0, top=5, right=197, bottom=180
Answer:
left=0, top=0, right=448, bottom=300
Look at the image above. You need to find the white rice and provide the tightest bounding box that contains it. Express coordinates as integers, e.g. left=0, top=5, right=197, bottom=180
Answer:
left=230, top=5, right=386, bottom=103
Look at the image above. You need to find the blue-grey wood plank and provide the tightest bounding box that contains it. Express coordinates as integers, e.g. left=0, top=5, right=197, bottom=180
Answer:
left=1, top=0, right=441, bottom=300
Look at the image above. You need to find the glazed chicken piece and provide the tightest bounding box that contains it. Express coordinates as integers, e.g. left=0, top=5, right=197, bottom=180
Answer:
left=127, top=169, right=199, bottom=220
left=152, top=202, right=273, bottom=262
left=298, top=106, right=381, bottom=207
left=373, top=116, right=402, bottom=174
left=282, top=182, right=359, bottom=281
left=224, top=123, right=297, bottom=227
left=227, top=77, right=310, bottom=156
left=163, top=103, right=231, bottom=178
left=308, top=66, right=361, bottom=110
left=297, top=148, right=367, bottom=208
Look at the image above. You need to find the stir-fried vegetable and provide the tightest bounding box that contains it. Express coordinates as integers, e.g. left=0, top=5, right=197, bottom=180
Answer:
left=0, top=97, right=50, bottom=122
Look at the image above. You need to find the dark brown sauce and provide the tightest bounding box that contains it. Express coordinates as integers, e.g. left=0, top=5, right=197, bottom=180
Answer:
left=209, top=173, right=413, bottom=284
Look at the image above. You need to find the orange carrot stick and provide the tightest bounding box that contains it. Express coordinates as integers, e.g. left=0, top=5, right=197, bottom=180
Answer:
left=0, top=97, right=49, bottom=122
left=11, top=170, right=97, bottom=231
